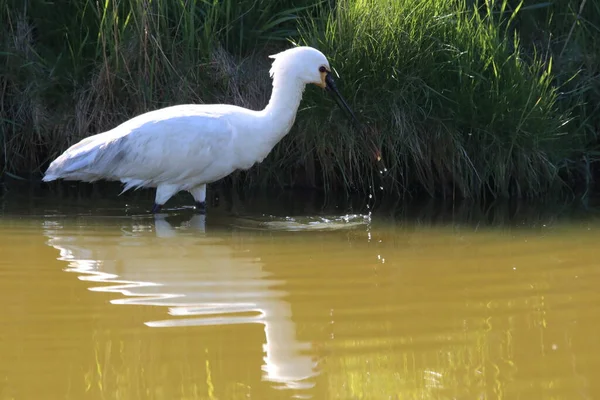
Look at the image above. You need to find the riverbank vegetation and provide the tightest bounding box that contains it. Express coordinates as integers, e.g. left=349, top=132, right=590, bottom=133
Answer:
left=1, top=0, right=598, bottom=200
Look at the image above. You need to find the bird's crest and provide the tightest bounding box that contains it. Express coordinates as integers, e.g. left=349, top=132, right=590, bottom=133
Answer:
left=268, top=46, right=309, bottom=79
left=268, top=49, right=290, bottom=79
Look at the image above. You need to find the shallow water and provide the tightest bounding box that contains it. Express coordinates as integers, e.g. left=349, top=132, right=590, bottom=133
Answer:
left=1, top=186, right=600, bottom=399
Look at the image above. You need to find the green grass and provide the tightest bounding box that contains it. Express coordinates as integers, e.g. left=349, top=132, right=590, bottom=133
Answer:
left=1, top=0, right=598, bottom=200
left=287, top=0, right=572, bottom=199
left=0, top=0, right=316, bottom=172
left=468, top=0, right=600, bottom=195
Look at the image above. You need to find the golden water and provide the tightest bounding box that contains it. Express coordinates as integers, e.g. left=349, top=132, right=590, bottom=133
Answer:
left=1, top=189, right=600, bottom=399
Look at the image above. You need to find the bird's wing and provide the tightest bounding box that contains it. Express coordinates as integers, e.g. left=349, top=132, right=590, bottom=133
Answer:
left=44, top=107, right=235, bottom=186
left=106, top=113, right=235, bottom=185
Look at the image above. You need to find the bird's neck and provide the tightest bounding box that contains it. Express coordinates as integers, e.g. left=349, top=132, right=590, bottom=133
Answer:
left=259, top=75, right=306, bottom=144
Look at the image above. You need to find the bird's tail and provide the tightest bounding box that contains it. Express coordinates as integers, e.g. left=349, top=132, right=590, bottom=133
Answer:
left=42, top=141, right=104, bottom=182
left=42, top=174, right=58, bottom=182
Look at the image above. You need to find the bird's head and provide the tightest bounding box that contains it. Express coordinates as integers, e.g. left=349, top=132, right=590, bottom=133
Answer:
left=268, top=46, right=360, bottom=131
left=269, top=46, right=331, bottom=88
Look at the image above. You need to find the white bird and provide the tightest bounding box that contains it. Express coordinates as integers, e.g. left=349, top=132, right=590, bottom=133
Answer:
left=43, top=46, right=360, bottom=213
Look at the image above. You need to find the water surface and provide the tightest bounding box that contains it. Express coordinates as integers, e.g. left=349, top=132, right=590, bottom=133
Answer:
left=1, top=187, right=600, bottom=399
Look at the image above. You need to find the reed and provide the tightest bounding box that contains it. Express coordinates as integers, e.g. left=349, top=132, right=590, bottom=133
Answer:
left=283, top=0, right=573, bottom=199
left=0, top=0, right=314, bottom=173
left=0, top=0, right=598, bottom=200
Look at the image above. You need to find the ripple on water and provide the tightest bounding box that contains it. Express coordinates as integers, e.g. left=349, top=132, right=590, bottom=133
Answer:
left=232, top=214, right=371, bottom=231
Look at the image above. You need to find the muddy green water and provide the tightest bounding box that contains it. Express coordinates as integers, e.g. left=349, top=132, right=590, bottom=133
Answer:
left=1, top=187, right=600, bottom=399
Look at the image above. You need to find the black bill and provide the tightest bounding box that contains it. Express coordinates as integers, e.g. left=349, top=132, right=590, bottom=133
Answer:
left=324, top=72, right=387, bottom=175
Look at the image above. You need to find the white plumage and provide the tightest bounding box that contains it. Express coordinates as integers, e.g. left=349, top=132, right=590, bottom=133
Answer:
left=43, top=46, right=355, bottom=213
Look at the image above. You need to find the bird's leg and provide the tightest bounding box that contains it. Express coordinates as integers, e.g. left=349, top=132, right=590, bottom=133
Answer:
left=152, top=183, right=180, bottom=214
left=195, top=201, right=206, bottom=214
left=189, top=184, right=207, bottom=214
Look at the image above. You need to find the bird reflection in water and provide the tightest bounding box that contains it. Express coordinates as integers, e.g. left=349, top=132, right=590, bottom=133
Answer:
left=43, top=213, right=318, bottom=392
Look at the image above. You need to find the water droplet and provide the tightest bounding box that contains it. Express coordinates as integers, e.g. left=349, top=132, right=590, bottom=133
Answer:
left=369, top=194, right=372, bottom=199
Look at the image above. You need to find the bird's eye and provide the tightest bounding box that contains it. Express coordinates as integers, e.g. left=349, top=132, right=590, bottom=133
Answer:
left=319, top=66, right=327, bottom=73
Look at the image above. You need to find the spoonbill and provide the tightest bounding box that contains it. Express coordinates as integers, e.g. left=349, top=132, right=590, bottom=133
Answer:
left=43, top=46, right=361, bottom=213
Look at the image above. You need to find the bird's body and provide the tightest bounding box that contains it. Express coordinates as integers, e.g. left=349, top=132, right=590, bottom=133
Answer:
left=43, top=46, right=357, bottom=213
left=45, top=103, right=287, bottom=208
